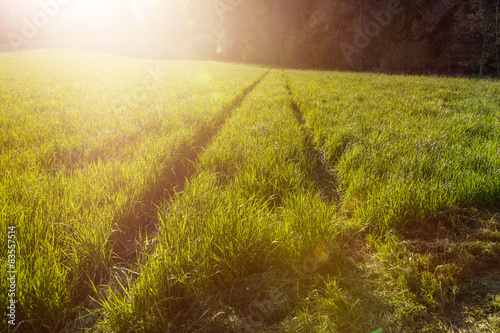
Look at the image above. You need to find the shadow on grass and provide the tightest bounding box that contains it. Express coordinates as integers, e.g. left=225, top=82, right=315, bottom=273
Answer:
left=380, top=206, right=500, bottom=331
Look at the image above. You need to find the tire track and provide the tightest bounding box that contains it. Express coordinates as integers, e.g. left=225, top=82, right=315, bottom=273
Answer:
left=111, top=71, right=270, bottom=263
left=283, top=73, right=341, bottom=206
left=85, top=74, right=269, bottom=329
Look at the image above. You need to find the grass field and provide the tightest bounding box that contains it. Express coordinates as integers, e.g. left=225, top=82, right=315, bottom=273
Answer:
left=1, top=50, right=500, bottom=332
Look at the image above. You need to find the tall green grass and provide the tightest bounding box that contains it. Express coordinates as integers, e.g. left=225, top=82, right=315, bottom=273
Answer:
left=92, top=71, right=349, bottom=332
left=286, top=71, right=500, bottom=231
left=0, top=50, right=266, bottom=331
left=1, top=50, right=499, bottom=332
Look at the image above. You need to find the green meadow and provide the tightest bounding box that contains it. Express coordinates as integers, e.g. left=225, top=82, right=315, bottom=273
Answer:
left=1, top=50, right=500, bottom=332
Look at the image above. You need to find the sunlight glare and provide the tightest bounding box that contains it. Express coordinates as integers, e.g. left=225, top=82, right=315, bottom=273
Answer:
left=62, top=0, right=126, bottom=35
left=47, top=0, right=137, bottom=54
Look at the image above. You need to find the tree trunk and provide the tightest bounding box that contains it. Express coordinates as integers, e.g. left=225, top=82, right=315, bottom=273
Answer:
left=480, top=0, right=486, bottom=75
left=359, top=0, right=365, bottom=71
left=496, top=0, right=499, bottom=75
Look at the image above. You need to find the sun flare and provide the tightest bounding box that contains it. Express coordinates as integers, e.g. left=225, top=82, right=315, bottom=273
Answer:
left=2, top=0, right=179, bottom=56
left=60, top=0, right=131, bottom=36
left=1, top=0, right=138, bottom=52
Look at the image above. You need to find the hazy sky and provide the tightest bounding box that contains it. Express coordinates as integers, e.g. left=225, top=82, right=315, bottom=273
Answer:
left=0, top=0, right=150, bottom=52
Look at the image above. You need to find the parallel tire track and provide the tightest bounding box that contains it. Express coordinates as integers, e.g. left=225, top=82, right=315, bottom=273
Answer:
left=111, top=71, right=270, bottom=262
left=283, top=73, right=341, bottom=206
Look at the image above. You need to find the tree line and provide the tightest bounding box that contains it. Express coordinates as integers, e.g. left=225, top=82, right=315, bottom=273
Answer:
left=1, top=0, right=498, bottom=75
left=175, top=0, right=500, bottom=75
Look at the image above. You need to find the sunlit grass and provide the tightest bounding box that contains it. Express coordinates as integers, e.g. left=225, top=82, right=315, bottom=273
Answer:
left=285, top=71, right=500, bottom=231
left=1, top=50, right=499, bottom=332
left=0, top=50, right=266, bottom=330
left=92, top=71, right=344, bottom=332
